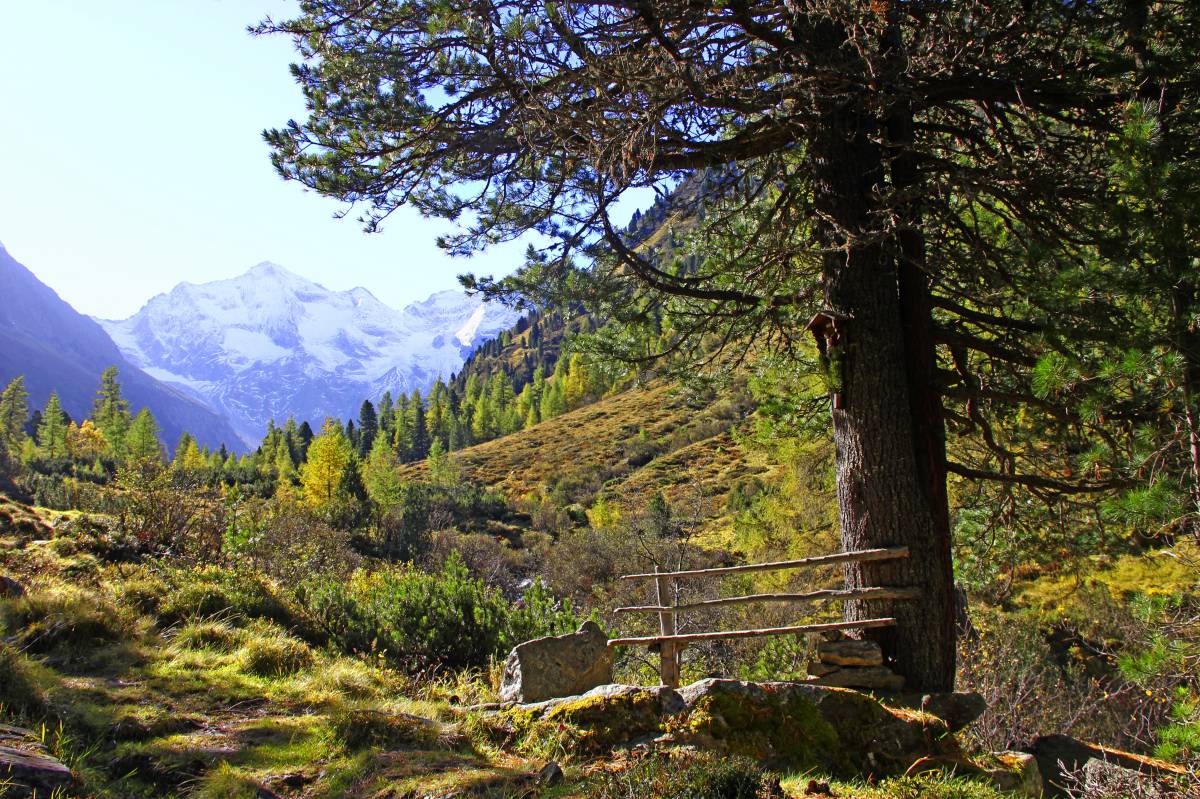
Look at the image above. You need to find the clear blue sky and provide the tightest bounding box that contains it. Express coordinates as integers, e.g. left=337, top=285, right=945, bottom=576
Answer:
left=0, top=2, right=643, bottom=319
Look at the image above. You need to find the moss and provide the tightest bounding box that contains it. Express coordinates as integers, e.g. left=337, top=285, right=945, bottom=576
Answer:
left=672, top=685, right=843, bottom=772
left=503, top=688, right=669, bottom=758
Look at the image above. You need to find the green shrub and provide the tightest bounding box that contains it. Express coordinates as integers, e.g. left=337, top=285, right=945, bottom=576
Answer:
left=328, top=707, right=444, bottom=751
left=1, top=587, right=133, bottom=659
left=591, top=753, right=776, bottom=799
left=0, top=642, right=47, bottom=717
left=236, top=631, right=314, bottom=676
left=301, top=553, right=509, bottom=673
left=503, top=577, right=584, bottom=650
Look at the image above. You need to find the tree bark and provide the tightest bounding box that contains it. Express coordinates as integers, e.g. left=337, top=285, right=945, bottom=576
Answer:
left=809, top=21, right=956, bottom=692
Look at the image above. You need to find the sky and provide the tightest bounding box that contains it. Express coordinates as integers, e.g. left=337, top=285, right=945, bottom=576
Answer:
left=0, top=2, right=642, bottom=319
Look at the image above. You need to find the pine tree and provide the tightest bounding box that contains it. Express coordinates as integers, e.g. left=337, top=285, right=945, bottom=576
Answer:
left=0, top=376, right=30, bottom=466
left=409, top=390, right=430, bottom=461
left=35, top=393, right=69, bottom=459
left=377, top=391, right=395, bottom=438
left=91, top=366, right=131, bottom=460
left=125, top=409, right=163, bottom=464
left=361, top=433, right=403, bottom=513
left=357, top=399, right=378, bottom=459
left=297, top=421, right=314, bottom=460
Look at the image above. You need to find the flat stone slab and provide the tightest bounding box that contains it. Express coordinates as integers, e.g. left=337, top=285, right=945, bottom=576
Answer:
left=811, top=665, right=904, bottom=692
left=0, top=744, right=73, bottom=797
left=500, top=620, right=613, bottom=704
left=818, top=639, right=883, bottom=667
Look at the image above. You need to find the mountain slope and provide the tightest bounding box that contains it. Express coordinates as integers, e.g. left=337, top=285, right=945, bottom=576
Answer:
left=100, top=264, right=520, bottom=447
left=401, top=380, right=769, bottom=535
left=0, top=243, right=243, bottom=452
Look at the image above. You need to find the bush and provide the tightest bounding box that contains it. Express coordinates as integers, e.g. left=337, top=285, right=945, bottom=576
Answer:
left=1, top=586, right=133, bottom=660
left=591, top=753, right=778, bottom=799
left=301, top=554, right=509, bottom=672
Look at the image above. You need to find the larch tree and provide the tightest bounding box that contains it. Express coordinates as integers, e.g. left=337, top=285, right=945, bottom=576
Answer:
left=0, top=376, right=30, bottom=469
left=125, top=409, right=163, bottom=465
left=260, top=0, right=1158, bottom=689
left=37, top=393, right=69, bottom=460
left=92, top=366, right=132, bottom=461
left=301, top=418, right=355, bottom=513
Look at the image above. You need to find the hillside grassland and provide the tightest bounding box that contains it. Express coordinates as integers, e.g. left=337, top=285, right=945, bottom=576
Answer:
left=0, top=497, right=1052, bottom=799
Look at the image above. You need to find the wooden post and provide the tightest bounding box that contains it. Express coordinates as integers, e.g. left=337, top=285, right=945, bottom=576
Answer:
left=655, top=568, right=679, bottom=688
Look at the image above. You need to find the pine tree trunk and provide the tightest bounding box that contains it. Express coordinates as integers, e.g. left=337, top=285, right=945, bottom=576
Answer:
left=809, top=21, right=956, bottom=691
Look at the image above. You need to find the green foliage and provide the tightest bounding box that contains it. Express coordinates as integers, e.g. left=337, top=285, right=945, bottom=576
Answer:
left=155, top=566, right=307, bottom=635
left=300, top=553, right=575, bottom=673
left=125, top=408, right=163, bottom=464
left=301, top=553, right=508, bottom=672
left=504, top=577, right=584, bottom=647
left=36, top=391, right=69, bottom=460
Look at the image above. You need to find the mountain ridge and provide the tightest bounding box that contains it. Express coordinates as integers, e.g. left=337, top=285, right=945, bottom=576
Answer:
left=99, top=262, right=521, bottom=447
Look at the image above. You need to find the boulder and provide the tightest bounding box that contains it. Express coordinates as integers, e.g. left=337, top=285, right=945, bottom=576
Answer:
left=1027, top=734, right=1189, bottom=797
left=917, top=692, right=987, bottom=733
left=504, top=678, right=955, bottom=775
left=812, top=666, right=904, bottom=692
left=499, top=620, right=613, bottom=704
left=670, top=679, right=952, bottom=775
left=984, top=751, right=1042, bottom=798
left=817, top=639, right=883, bottom=667
left=807, top=661, right=839, bottom=677
left=0, top=744, right=73, bottom=797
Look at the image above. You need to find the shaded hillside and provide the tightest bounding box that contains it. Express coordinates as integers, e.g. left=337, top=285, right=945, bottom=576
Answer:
left=0, top=244, right=243, bottom=452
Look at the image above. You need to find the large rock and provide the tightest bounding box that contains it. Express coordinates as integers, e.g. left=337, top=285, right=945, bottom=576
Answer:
left=671, top=679, right=950, bottom=774
left=818, top=639, right=883, bottom=667
left=499, top=621, right=613, bottom=704
left=1027, top=734, right=1189, bottom=797
left=0, top=744, right=73, bottom=797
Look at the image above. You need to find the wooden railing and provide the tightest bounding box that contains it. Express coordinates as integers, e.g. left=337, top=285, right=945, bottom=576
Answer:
left=607, top=546, right=917, bottom=688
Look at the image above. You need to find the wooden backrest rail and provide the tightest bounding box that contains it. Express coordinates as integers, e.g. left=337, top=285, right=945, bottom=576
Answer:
left=618, top=546, right=908, bottom=582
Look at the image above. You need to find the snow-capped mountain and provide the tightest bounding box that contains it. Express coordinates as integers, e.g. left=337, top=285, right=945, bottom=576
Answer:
left=99, top=263, right=520, bottom=447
